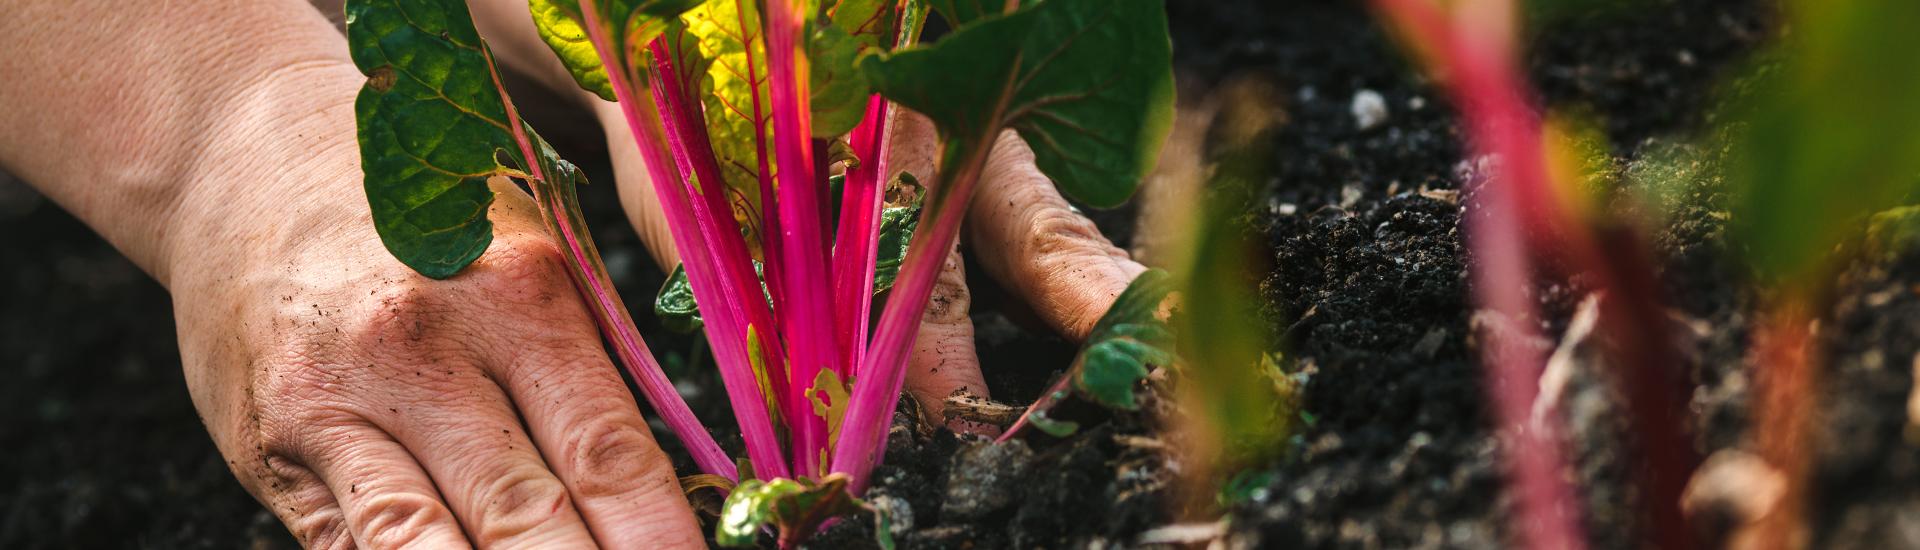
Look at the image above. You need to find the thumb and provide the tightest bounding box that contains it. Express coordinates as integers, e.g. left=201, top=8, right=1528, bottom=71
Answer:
left=902, top=239, right=996, bottom=435
left=595, top=99, right=682, bottom=271
left=968, top=129, right=1149, bottom=342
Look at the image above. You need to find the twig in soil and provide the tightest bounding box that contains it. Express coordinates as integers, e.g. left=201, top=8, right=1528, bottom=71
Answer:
left=942, top=393, right=1024, bottom=428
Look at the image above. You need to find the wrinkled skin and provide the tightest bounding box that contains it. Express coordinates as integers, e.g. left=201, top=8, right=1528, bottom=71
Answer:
left=177, top=166, right=706, bottom=548
left=3, top=1, right=704, bottom=547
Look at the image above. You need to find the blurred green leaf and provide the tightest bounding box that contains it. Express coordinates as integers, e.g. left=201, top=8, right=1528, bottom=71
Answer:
left=1727, top=0, right=1920, bottom=284
left=1026, top=410, right=1080, bottom=437
left=929, top=0, right=1028, bottom=27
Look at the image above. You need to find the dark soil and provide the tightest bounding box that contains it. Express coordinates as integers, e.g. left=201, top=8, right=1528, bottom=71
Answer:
left=15, top=0, right=1920, bottom=549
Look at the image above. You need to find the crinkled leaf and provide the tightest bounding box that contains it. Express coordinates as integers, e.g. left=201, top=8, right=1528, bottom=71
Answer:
left=716, top=474, right=868, bottom=548
left=654, top=264, right=705, bottom=333
left=862, top=0, right=1174, bottom=208
left=1072, top=269, right=1175, bottom=410
left=872, top=206, right=920, bottom=293
left=873, top=171, right=924, bottom=293
left=347, top=0, right=539, bottom=278
left=526, top=0, right=704, bottom=100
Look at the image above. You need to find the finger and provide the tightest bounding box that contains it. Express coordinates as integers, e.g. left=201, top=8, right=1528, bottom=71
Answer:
left=904, top=239, right=996, bottom=435
left=595, top=99, right=682, bottom=271
left=967, top=128, right=1149, bottom=342
left=364, top=356, right=600, bottom=549
left=486, top=149, right=699, bottom=547
left=492, top=321, right=705, bottom=548
left=257, top=455, right=354, bottom=549
left=295, top=420, right=473, bottom=549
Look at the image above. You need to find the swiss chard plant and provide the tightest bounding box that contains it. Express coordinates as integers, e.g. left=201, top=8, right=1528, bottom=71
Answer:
left=345, top=0, right=1172, bottom=545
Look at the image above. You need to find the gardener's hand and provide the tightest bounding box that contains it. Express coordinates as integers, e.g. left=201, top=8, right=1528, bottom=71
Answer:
left=171, top=76, right=701, bottom=550
left=1, top=2, right=703, bottom=548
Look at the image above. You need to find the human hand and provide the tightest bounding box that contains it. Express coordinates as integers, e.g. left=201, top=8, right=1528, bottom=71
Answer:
left=166, top=62, right=703, bottom=549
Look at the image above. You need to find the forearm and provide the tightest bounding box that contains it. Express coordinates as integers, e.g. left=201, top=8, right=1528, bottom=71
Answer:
left=0, top=0, right=355, bottom=286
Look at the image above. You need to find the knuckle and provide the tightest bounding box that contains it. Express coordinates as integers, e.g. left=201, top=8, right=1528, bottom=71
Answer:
left=923, top=256, right=972, bottom=324
left=474, top=466, right=574, bottom=544
left=254, top=365, right=365, bottom=458
left=352, top=281, right=458, bottom=354
left=296, top=509, right=353, bottom=550
left=564, top=412, right=674, bottom=500
left=468, top=235, right=572, bottom=306
left=356, top=492, right=453, bottom=549
left=1026, top=208, right=1108, bottom=257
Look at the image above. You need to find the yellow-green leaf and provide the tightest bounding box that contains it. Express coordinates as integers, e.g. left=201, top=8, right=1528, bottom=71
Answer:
left=525, top=0, right=704, bottom=100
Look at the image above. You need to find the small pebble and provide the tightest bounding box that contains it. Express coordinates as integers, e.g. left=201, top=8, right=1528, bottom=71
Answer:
left=942, top=440, right=1033, bottom=519
left=1351, top=89, right=1389, bottom=130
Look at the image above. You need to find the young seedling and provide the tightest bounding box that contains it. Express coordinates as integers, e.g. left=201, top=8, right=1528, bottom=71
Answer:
left=1717, top=0, right=1920, bottom=544
left=347, top=0, right=1173, bottom=545
left=1372, top=0, right=1702, bottom=548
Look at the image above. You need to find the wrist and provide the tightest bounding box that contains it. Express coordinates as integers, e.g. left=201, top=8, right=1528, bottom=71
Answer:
left=162, top=58, right=370, bottom=289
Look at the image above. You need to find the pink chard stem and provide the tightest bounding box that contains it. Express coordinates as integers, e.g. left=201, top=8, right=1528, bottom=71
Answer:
left=834, top=144, right=993, bottom=491
left=647, top=40, right=796, bottom=482
left=764, top=0, right=838, bottom=478
left=482, top=47, right=735, bottom=479
left=830, top=97, right=893, bottom=374
left=1371, top=0, right=1585, bottom=548
left=574, top=0, right=791, bottom=481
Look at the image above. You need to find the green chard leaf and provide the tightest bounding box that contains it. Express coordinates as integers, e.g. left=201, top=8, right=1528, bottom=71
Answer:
left=929, top=0, right=1028, bottom=27
left=873, top=172, right=925, bottom=293
left=526, top=0, right=704, bottom=99
left=717, top=474, right=877, bottom=548
left=654, top=258, right=775, bottom=330
left=830, top=0, right=900, bottom=50
left=348, top=0, right=537, bottom=278
left=807, top=24, right=871, bottom=137
left=654, top=264, right=705, bottom=333
left=862, top=0, right=1175, bottom=208
left=1072, top=269, right=1176, bottom=410
left=804, top=0, right=898, bottom=137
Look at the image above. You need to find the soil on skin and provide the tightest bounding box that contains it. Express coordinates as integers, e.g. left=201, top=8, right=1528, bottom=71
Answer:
left=11, top=0, right=1920, bottom=548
